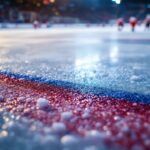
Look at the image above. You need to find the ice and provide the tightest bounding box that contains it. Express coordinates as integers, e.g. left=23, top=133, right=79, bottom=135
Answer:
left=61, top=111, right=73, bottom=120
left=85, top=130, right=106, bottom=142
left=51, top=122, right=67, bottom=134
left=130, top=75, right=142, bottom=82
left=61, top=134, right=80, bottom=147
left=0, top=26, right=150, bottom=150
left=26, top=98, right=33, bottom=103
left=0, top=96, right=4, bottom=102
left=0, top=26, right=149, bottom=100
left=36, top=98, right=49, bottom=110
left=0, top=111, right=61, bottom=150
left=17, top=96, right=25, bottom=102
left=82, top=110, right=91, bottom=119
left=113, top=116, right=120, bottom=121
left=0, top=77, right=149, bottom=150
left=144, top=139, right=150, bottom=147
left=131, top=144, right=144, bottom=150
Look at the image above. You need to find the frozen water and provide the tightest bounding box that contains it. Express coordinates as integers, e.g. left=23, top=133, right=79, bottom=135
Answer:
left=61, top=134, right=80, bottom=146
left=61, top=111, right=73, bottom=120
left=0, top=111, right=111, bottom=150
left=36, top=98, right=49, bottom=109
left=0, top=96, right=4, bottom=102
left=51, top=122, right=67, bottom=134
left=0, top=26, right=150, bottom=150
left=85, top=130, right=106, bottom=141
left=0, top=26, right=149, bottom=101
left=0, top=111, right=61, bottom=150
left=82, top=110, right=91, bottom=119
left=0, top=69, right=149, bottom=150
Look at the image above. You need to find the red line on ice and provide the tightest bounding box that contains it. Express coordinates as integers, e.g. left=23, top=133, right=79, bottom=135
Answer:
left=0, top=75, right=150, bottom=150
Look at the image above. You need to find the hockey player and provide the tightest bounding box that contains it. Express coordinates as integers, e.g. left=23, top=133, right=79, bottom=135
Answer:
left=117, top=18, right=124, bottom=31
left=33, top=20, right=39, bottom=29
left=145, top=15, right=150, bottom=30
left=129, top=17, right=137, bottom=32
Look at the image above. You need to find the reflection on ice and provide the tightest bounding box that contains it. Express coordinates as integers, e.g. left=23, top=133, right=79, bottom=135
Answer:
left=75, top=55, right=100, bottom=67
left=109, top=46, right=119, bottom=63
left=0, top=28, right=149, bottom=95
left=75, top=55, right=100, bottom=84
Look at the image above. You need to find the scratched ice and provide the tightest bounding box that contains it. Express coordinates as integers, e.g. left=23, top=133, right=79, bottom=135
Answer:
left=0, top=27, right=150, bottom=101
left=0, top=26, right=150, bottom=150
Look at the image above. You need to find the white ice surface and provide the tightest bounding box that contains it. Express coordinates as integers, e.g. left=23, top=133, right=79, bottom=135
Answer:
left=0, top=26, right=149, bottom=95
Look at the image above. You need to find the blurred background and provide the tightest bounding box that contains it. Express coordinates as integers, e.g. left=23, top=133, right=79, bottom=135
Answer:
left=0, top=0, right=149, bottom=24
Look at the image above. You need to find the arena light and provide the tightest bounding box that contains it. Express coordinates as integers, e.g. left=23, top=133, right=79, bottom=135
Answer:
left=116, top=0, right=121, bottom=4
left=112, top=0, right=121, bottom=5
left=49, top=0, right=55, bottom=3
left=43, top=0, right=55, bottom=5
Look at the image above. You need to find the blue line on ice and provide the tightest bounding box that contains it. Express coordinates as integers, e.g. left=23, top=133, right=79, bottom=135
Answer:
left=1, top=71, right=150, bottom=104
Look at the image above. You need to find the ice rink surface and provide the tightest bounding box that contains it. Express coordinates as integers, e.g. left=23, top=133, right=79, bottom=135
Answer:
left=0, top=26, right=150, bottom=150
left=0, top=26, right=150, bottom=101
